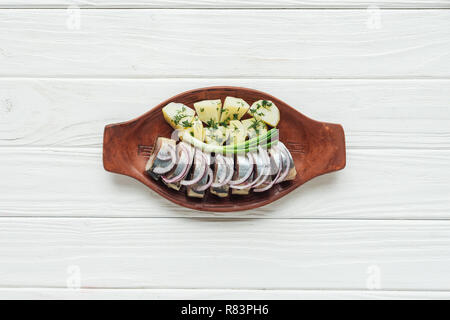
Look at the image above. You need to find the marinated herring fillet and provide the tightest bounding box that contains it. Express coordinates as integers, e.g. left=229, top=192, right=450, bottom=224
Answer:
left=210, top=154, right=232, bottom=198
left=145, top=137, right=177, bottom=181
left=231, top=154, right=253, bottom=195
left=186, top=150, right=212, bottom=199
left=162, top=142, right=195, bottom=191
left=146, top=138, right=296, bottom=198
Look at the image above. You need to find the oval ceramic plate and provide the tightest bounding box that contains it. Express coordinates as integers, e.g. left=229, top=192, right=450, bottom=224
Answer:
left=103, top=86, right=346, bottom=212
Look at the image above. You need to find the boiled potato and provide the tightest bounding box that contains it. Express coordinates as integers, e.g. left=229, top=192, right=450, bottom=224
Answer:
left=194, top=99, right=222, bottom=125
left=219, top=97, right=250, bottom=124
left=192, top=117, right=205, bottom=141
left=174, top=116, right=195, bottom=130
left=247, top=100, right=280, bottom=127
left=182, top=117, right=205, bottom=141
left=162, top=102, right=195, bottom=129
left=205, top=126, right=229, bottom=146
left=241, top=118, right=268, bottom=139
left=228, top=120, right=247, bottom=144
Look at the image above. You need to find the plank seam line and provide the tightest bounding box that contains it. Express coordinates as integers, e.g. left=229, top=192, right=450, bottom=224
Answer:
left=1, top=286, right=450, bottom=293
left=0, top=76, right=449, bottom=80
left=1, top=216, right=450, bottom=222
left=0, top=7, right=449, bottom=10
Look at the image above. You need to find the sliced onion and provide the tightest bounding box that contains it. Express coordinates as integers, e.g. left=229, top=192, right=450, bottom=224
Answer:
left=229, top=153, right=254, bottom=186
left=153, top=144, right=176, bottom=174
left=254, top=168, right=281, bottom=192
left=156, top=144, right=175, bottom=161
left=274, top=147, right=290, bottom=184
left=230, top=151, right=268, bottom=190
left=268, top=146, right=282, bottom=175
left=254, top=149, right=283, bottom=192
left=162, top=144, right=191, bottom=184
left=211, top=154, right=228, bottom=188
left=252, top=173, right=269, bottom=189
left=221, top=156, right=235, bottom=185
left=181, top=142, right=194, bottom=165
left=251, top=147, right=271, bottom=188
left=180, top=151, right=207, bottom=186
left=195, top=168, right=214, bottom=192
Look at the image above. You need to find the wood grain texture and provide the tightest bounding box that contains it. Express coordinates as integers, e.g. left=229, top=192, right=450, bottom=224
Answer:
left=0, top=4, right=448, bottom=298
left=1, top=288, right=450, bottom=300
left=1, top=217, right=450, bottom=290
left=0, top=79, right=449, bottom=149
left=1, top=0, right=449, bottom=8
left=0, top=10, right=449, bottom=78
left=1, top=148, right=449, bottom=218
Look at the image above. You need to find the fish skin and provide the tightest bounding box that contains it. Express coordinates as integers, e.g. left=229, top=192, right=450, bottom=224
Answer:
left=210, top=154, right=231, bottom=198
left=145, top=137, right=176, bottom=181
left=187, top=150, right=211, bottom=198
left=268, top=147, right=282, bottom=176
left=253, top=149, right=271, bottom=191
left=254, top=148, right=281, bottom=192
left=278, top=142, right=297, bottom=181
left=232, top=154, right=253, bottom=195
left=276, top=146, right=288, bottom=184
left=164, top=142, right=194, bottom=191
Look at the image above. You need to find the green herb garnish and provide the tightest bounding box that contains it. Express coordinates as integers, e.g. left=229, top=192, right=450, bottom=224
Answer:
left=173, top=113, right=186, bottom=125
left=182, top=120, right=193, bottom=128
left=206, top=119, right=218, bottom=129
left=249, top=119, right=263, bottom=135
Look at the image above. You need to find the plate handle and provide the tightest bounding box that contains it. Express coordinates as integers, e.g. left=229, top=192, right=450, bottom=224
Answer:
left=320, top=122, right=346, bottom=173
left=103, top=123, right=135, bottom=177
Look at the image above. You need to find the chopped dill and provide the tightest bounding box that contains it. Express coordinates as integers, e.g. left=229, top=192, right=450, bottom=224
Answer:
left=181, top=120, right=193, bottom=128
left=249, top=119, right=262, bottom=134
left=206, top=119, right=218, bottom=129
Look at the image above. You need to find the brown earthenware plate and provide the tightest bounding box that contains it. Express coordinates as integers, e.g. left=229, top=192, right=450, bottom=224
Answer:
left=103, top=86, right=346, bottom=212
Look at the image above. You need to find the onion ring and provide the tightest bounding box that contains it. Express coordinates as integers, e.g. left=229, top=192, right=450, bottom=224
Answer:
left=230, top=151, right=268, bottom=190
left=195, top=168, right=214, bottom=192
left=251, top=147, right=271, bottom=188
left=221, top=156, right=235, bottom=185
left=254, top=148, right=283, bottom=192
left=274, top=147, right=290, bottom=183
left=156, top=144, right=174, bottom=161
left=162, top=144, right=191, bottom=184
left=153, top=144, right=176, bottom=174
left=229, top=153, right=254, bottom=186
left=211, top=154, right=228, bottom=188
left=180, top=151, right=207, bottom=186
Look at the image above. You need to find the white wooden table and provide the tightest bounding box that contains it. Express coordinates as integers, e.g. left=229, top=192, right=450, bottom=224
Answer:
left=0, top=0, right=449, bottom=300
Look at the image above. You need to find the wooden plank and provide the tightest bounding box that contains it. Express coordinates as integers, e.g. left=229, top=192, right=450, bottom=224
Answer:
left=0, top=10, right=449, bottom=77
left=1, top=288, right=450, bottom=300
left=1, top=148, right=449, bottom=219
left=1, top=1, right=449, bottom=9
left=0, top=79, right=448, bottom=149
left=0, top=217, right=450, bottom=290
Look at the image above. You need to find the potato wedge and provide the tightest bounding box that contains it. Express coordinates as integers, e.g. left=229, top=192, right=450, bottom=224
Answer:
left=220, top=97, right=250, bottom=124
left=194, top=99, right=222, bottom=125
left=247, top=99, right=280, bottom=127
left=241, top=118, right=268, bottom=139
left=162, top=102, right=195, bottom=129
